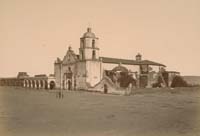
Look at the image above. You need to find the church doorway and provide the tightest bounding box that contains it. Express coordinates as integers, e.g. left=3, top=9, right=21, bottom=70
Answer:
left=68, top=80, right=72, bottom=90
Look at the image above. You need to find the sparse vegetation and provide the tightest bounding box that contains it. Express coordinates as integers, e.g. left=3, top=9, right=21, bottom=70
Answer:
left=118, top=73, right=136, bottom=88
left=171, top=76, right=188, bottom=87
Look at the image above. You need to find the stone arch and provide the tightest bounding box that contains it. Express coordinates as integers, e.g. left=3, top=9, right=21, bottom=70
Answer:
left=111, top=65, right=135, bottom=88
left=49, top=81, right=55, bottom=90
left=28, top=80, right=31, bottom=88
left=36, top=80, right=40, bottom=89
left=112, top=65, right=129, bottom=73
left=44, top=80, right=48, bottom=89
left=23, top=80, right=26, bottom=87
left=40, top=80, right=44, bottom=89
left=27, top=80, right=30, bottom=87
left=25, top=80, right=28, bottom=87
left=32, top=80, right=36, bottom=88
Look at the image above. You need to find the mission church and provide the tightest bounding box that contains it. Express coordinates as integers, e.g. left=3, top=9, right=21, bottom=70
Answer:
left=54, top=27, right=172, bottom=92
left=0, top=27, right=180, bottom=91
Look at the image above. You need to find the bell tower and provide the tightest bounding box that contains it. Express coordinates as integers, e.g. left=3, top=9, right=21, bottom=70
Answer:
left=79, top=27, right=99, bottom=60
left=76, top=27, right=101, bottom=88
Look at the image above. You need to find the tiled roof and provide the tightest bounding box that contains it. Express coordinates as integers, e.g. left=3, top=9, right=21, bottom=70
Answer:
left=100, top=57, right=166, bottom=67
left=141, top=60, right=166, bottom=67
left=165, top=71, right=180, bottom=74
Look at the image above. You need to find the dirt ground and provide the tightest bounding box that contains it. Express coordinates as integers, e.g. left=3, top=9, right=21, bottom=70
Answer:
left=0, top=87, right=200, bottom=136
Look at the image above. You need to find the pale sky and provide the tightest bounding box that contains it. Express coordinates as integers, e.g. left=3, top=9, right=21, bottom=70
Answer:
left=0, top=0, right=200, bottom=77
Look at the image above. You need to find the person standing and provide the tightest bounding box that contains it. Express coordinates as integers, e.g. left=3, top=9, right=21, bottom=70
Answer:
left=104, top=84, right=108, bottom=94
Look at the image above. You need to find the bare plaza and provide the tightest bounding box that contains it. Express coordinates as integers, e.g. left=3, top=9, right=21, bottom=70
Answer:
left=0, top=86, right=200, bottom=136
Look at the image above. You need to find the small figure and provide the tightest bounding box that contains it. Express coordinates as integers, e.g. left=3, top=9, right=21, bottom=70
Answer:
left=104, top=84, right=108, bottom=94
left=56, top=91, right=63, bottom=99
left=61, top=91, right=64, bottom=98
left=58, top=91, right=62, bottom=99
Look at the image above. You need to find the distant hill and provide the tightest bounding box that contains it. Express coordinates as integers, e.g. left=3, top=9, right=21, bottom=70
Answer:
left=183, top=76, right=200, bottom=85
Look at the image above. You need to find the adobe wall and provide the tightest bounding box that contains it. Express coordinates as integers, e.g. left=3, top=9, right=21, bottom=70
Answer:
left=54, top=63, right=61, bottom=89
left=76, top=61, right=87, bottom=89
left=86, top=60, right=101, bottom=87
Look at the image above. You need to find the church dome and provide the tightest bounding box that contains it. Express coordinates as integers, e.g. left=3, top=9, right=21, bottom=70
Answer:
left=82, top=27, right=96, bottom=38
left=112, top=65, right=129, bottom=73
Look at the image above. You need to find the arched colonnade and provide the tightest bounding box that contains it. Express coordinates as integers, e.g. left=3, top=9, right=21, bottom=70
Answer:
left=23, top=79, right=55, bottom=90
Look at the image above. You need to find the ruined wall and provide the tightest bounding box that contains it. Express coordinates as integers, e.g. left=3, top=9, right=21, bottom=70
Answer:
left=102, top=63, right=139, bottom=73
left=90, top=76, right=125, bottom=95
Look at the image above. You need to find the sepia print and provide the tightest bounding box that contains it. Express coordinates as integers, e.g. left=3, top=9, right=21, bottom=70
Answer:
left=0, top=0, right=200, bottom=136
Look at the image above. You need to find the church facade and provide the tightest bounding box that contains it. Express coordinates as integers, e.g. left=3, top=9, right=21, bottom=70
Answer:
left=54, top=27, right=172, bottom=91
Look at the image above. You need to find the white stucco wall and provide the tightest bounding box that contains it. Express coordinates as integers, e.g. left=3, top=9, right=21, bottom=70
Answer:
left=86, top=61, right=101, bottom=87
left=76, top=62, right=87, bottom=89
left=84, top=48, right=99, bottom=60
left=54, top=63, right=61, bottom=89
left=84, top=38, right=98, bottom=48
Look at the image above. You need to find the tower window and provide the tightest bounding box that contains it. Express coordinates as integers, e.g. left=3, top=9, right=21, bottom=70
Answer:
left=92, top=40, right=95, bottom=48
left=81, top=50, right=84, bottom=60
left=92, top=50, right=96, bottom=59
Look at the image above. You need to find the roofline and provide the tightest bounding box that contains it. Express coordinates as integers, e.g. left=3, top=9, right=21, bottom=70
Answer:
left=166, top=71, right=180, bottom=74
left=100, top=57, right=166, bottom=67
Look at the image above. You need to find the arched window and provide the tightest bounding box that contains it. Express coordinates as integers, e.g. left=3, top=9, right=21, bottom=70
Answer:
left=92, top=50, right=96, bottom=59
left=92, top=39, right=95, bottom=48
left=81, top=50, right=84, bottom=60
